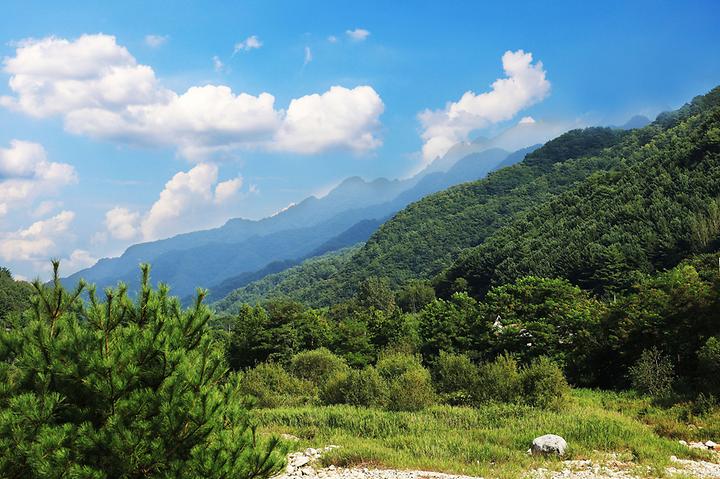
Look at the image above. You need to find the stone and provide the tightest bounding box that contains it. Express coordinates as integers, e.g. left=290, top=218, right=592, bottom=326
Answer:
left=294, top=456, right=312, bottom=468
left=531, top=434, right=567, bottom=456
left=705, top=440, right=717, bottom=449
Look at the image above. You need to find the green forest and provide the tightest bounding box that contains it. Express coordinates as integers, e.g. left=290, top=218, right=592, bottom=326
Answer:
left=3, top=86, right=720, bottom=477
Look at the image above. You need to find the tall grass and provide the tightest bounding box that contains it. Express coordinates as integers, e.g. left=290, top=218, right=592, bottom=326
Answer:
left=254, top=389, right=713, bottom=478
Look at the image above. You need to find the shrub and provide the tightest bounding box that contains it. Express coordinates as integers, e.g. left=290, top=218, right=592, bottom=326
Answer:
left=629, top=347, right=676, bottom=399
left=387, top=367, right=436, bottom=411
left=0, top=263, right=284, bottom=478
left=320, top=367, right=388, bottom=407
left=698, top=337, right=720, bottom=395
left=241, top=362, right=315, bottom=408
left=521, top=356, right=570, bottom=409
left=376, top=351, right=425, bottom=380
left=290, top=348, right=349, bottom=385
left=474, top=354, right=523, bottom=405
left=432, top=352, right=479, bottom=405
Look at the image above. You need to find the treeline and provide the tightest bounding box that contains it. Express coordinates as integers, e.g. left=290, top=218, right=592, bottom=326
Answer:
left=216, top=249, right=720, bottom=406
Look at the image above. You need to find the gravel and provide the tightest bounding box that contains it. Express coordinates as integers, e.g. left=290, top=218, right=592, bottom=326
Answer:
left=276, top=446, right=720, bottom=479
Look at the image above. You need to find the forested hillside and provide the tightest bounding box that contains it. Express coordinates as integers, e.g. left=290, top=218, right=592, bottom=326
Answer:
left=439, top=87, right=720, bottom=297
left=217, top=87, right=720, bottom=310
left=216, top=127, right=629, bottom=308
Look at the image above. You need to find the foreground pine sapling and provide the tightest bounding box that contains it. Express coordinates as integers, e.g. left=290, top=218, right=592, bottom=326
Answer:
left=0, top=261, right=285, bottom=479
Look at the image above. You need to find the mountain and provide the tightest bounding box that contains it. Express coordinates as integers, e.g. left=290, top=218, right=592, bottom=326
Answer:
left=213, top=128, right=626, bottom=310
left=438, top=87, right=720, bottom=297
left=213, top=87, right=720, bottom=311
left=66, top=144, right=517, bottom=299
left=214, top=246, right=362, bottom=313
left=618, top=115, right=651, bottom=130
left=201, top=217, right=385, bottom=304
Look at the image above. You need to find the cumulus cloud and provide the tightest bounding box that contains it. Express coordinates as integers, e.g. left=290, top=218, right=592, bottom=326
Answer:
left=105, top=206, right=140, bottom=240
left=1, top=34, right=384, bottom=159
left=234, top=35, right=262, bottom=53
left=103, top=164, right=246, bottom=242
left=0, top=140, right=77, bottom=213
left=0, top=210, right=74, bottom=262
left=346, top=28, right=370, bottom=41
left=419, top=49, right=550, bottom=164
left=214, top=176, right=243, bottom=204
left=144, top=34, right=168, bottom=48
left=60, top=249, right=98, bottom=275
left=275, top=86, right=384, bottom=154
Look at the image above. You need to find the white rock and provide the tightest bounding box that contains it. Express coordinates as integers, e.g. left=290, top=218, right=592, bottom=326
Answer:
left=531, top=434, right=568, bottom=456
left=705, top=440, right=717, bottom=449
left=294, top=456, right=311, bottom=467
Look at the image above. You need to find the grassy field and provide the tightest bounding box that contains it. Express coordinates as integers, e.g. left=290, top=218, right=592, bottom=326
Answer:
left=254, top=389, right=719, bottom=478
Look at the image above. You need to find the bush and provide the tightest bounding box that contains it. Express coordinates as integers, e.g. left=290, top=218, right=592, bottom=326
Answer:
left=320, top=367, right=388, bottom=407
left=475, top=354, right=523, bottom=405
left=698, top=337, right=720, bottom=395
left=241, top=362, right=315, bottom=408
left=629, top=347, right=676, bottom=399
left=0, top=263, right=284, bottom=478
left=387, top=367, right=436, bottom=411
left=376, top=351, right=425, bottom=380
left=432, top=352, right=479, bottom=405
left=290, top=348, right=349, bottom=385
left=521, top=356, right=570, bottom=409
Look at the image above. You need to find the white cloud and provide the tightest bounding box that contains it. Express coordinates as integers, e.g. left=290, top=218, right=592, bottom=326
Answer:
left=0, top=140, right=77, bottom=212
left=2, top=34, right=384, bottom=159
left=327, top=35, right=338, bottom=43
left=101, top=165, right=250, bottom=242
left=519, top=116, right=536, bottom=124
left=234, top=35, right=262, bottom=53
left=0, top=210, right=74, bottom=261
left=214, top=176, right=243, bottom=204
left=61, top=249, right=97, bottom=275
left=346, top=28, right=370, bottom=41
left=304, top=46, right=312, bottom=66
left=144, top=34, right=168, bottom=48
left=418, top=49, right=550, bottom=164
left=275, top=85, right=384, bottom=154
left=212, top=55, right=224, bottom=72
left=33, top=200, right=62, bottom=217
left=104, top=206, right=140, bottom=240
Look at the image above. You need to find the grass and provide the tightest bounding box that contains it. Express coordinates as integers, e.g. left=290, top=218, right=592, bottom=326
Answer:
left=253, top=389, right=717, bottom=478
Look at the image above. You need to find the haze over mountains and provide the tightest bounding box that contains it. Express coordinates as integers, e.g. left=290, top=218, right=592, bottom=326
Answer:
left=63, top=138, right=539, bottom=299
left=63, top=111, right=652, bottom=302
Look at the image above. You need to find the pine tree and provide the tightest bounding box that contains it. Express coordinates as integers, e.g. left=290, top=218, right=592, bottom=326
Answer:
left=0, top=261, right=285, bottom=479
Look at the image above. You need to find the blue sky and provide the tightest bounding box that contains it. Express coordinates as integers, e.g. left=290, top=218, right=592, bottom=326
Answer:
left=0, top=0, right=718, bottom=279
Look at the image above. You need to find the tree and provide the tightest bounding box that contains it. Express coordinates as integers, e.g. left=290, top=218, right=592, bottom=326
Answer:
left=0, top=262, right=284, bottom=478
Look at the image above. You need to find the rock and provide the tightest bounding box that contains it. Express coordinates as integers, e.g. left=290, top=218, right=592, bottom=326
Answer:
left=293, top=456, right=312, bottom=468
left=705, top=440, right=717, bottom=449
left=531, top=434, right=567, bottom=456
left=300, top=466, right=315, bottom=476
left=689, top=441, right=708, bottom=449
left=678, top=440, right=688, bottom=446
left=281, top=433, right=301, bottom=441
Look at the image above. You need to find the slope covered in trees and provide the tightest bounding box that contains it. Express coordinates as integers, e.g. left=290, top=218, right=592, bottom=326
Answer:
left=439, top=86, right=720, bottom=297
left=216, top=87, right=720, bottom=310
left=216, top=127, right=630, bottom=309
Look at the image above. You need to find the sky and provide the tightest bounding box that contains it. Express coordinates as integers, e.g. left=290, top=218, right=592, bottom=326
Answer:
left=0, top=0, right=719, bottom=280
